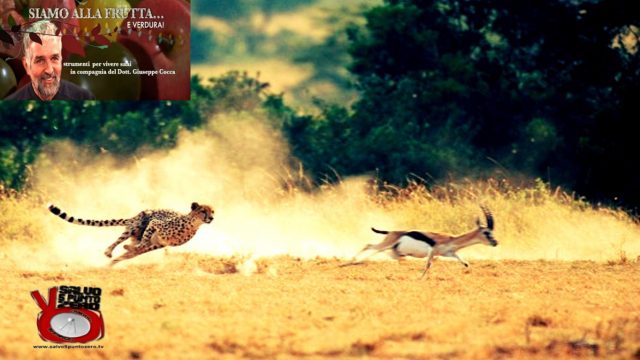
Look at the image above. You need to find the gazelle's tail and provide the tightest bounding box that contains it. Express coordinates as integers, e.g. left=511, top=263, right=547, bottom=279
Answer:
left=371, top=227, right=389, bottom=234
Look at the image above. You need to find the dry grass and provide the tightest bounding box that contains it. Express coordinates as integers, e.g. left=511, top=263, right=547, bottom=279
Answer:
left=2, top=179, right=640, bottom=360
left=0, top=188, right=48, bottom=252
left=2, top=255, right=639, bottom=359
left=363, top=178, right=640, bottom=261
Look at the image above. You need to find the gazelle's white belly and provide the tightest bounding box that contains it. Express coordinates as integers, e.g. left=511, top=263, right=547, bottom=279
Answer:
left=393, top=237, right=433, bottom=258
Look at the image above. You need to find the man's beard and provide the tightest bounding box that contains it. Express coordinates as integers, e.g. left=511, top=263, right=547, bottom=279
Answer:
left=36, top=72, right=60, bottom=100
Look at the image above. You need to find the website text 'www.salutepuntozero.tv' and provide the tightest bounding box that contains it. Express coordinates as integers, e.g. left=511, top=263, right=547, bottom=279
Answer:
left=33, top=344, right=105, bottom=349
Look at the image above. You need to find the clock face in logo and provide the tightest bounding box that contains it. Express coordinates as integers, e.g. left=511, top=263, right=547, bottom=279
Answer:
left=50, top=312, right=92, bottom=338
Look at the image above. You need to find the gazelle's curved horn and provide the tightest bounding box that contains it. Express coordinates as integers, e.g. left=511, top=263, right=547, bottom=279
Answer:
left=480, top=205, right=494, bottom=230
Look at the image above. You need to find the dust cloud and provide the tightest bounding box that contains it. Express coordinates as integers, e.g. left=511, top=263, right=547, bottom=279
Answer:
left=19, top=114, right=388, bottom=269
left=4, top=114, right=640, bottom=269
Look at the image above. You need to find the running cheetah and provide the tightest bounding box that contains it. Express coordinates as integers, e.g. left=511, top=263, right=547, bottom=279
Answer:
left=48, top=202, right=214, bottom=265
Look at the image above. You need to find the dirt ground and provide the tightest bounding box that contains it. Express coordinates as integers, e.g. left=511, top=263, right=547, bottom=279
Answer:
left=2, top=255, right=639, bottom=359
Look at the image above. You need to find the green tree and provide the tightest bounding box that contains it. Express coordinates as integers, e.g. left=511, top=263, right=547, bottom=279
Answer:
left=0, top=73, right=289, bottom=190
left=338, top=0, right=640, bottom=207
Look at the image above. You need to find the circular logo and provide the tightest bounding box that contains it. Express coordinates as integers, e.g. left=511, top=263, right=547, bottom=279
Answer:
left=50, top=311, right=92, bottom=338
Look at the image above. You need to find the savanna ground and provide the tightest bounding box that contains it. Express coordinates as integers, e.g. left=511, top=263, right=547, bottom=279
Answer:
left=2, top=254, right=639, bottom=359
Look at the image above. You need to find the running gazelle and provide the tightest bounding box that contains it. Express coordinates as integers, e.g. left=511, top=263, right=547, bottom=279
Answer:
left=347, top=206, right=498, bottom=277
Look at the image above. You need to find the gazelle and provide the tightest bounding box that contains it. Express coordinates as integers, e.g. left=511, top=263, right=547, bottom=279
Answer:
left=346, top=206, right=498, bottom=277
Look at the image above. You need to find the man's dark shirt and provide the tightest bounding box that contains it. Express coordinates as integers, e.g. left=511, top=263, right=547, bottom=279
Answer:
left=4, top=79, right=95, bottom=100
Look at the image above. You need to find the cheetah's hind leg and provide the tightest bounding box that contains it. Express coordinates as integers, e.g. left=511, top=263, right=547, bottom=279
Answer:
left=132, top=220, right=161, bottom=250
left=104, top=230, right=134, bottom=258
left=110, top=222, right=160, bottom=265
left=122, top=239, right=140, bottom=252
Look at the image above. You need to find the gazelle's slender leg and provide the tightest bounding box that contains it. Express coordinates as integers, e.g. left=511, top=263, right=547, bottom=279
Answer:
left=420, top=252, right=435, bottom=279
left=449, top=252, right=469, bottom=267
left=358, top=248, right=389, bottom=262
left=349, top=245, right=373, bottom=262
left=341, top=245, right=393, bottom=267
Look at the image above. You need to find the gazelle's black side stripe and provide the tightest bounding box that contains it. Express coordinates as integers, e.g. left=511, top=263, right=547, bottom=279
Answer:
left=405, top=231, right=436, bottom=246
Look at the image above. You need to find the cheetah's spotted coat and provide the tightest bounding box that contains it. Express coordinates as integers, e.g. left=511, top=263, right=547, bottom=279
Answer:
left=48, top=202, right=214, bottom=265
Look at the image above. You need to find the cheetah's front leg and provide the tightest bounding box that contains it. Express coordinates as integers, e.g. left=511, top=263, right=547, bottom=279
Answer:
left=109, top=243, right=165, bottom=266
left=109, top=248, right=139, bottom=266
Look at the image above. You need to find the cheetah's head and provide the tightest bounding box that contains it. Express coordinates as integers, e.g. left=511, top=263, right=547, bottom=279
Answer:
left=191, top=202, right=214, bottom=224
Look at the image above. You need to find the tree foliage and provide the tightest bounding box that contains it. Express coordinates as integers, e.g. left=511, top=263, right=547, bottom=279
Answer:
left=194, top=0, right=317, bottom=20
left=289, top=0, right=640, bottom=207
left=0, top=73, right=287, bottom=189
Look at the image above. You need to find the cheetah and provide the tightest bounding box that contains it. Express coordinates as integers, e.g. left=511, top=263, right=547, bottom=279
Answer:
left=48, top=202, right=214, bottom=265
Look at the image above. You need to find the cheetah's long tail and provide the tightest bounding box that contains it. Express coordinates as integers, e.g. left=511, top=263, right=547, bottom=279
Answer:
left=47, top=204, right=129, bottom=227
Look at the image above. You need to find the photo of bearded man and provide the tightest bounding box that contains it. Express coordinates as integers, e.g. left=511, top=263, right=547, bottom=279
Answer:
left=4, top=20, right=94, bottom=101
